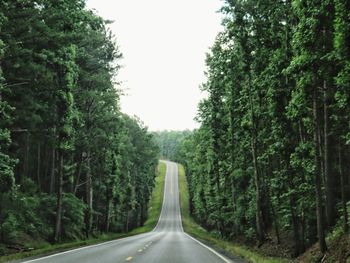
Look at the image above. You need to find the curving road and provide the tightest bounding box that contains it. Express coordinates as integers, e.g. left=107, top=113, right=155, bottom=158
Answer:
left=18, top=161, right=244, bottom=263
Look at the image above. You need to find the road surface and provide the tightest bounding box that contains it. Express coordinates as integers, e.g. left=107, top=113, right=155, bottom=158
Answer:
left=18, top=161, right=244, bottom=263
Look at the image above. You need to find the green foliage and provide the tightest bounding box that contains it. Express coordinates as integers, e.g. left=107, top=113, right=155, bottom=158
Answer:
left=179, top=164, right=290, bottom=263
left=0, top=153, right=15, bottom=193
left=61, top=194, right=86, bottom=240
left=130, top=162, right=166, bottom=234
left=0, top=0, right=14, bottom=194
left=0, top=0, right=160, bottom=252
left=153, top=130, right=192, bottom=161
left=0, top=212, right=18, bottom=243
left=179, top=0, right=350, bottom=258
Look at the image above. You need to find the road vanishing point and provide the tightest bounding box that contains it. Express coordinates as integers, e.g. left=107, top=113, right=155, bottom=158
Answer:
left=18, top=161, right=244, bottom=263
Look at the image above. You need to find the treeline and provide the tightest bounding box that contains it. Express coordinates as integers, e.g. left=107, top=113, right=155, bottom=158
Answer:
left=152, top=130, right=192, bottom=160
left=0, top=0, right=159, bottom=249
left=176, top=0, right=350, bottom=258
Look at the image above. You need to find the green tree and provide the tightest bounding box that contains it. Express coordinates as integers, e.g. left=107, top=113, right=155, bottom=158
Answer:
left=0, top=1, right=17, bottom=243
left=53, top=45, right=78, bottom=242
left=0, top=0, right=160, bottom=248
left=333, top=0, right=350, bottom=233
left=153, top=130, right=192, bottom=160
left=180, top=0, right=350, bottom=258
left=0, top=0, right=15, bottom=195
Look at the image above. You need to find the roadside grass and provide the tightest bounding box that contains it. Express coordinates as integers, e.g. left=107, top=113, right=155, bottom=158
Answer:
left=129, top=161, right=166, bottom=234
left=0, top=233, right=131, bottom=263
left=177, top=163, right=290, bottom=263
left=0, top=161, right=167, bottom=263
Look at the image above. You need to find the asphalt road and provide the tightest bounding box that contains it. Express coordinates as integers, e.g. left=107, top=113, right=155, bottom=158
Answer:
left=18, top=161, right=244, bottom=263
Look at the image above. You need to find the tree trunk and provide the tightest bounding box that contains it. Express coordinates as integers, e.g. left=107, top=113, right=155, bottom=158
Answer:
left=49, top=147, right=56, bottom=195
left=36, top=143, right=41, bottom=191
left=247, top=74, right=264, bottom=245
left=324, top=84, right=335, bottom=227
left=125, top=211, right=130, bottom=233
left=54, top=154, right=63, bottom=243
left=23, top=132, right=29, bottom=181
left=318, top=124, right=325, bottom=187
left=140, top=202, right=145, bottom=226
left=252, top=139, right=264, bottom=245
left=104, top=198, right=110, bottom=233
left=339, top=142, right=348, bottom=232
left=271, top=200, right=280, bottom=244
left=313, top=88, right=327, bottom=254
left=300, top=210, right=306, bottom=252
left=73, top=153, right=83, bottom=194
left=85, top=150, right=93, bottom=236
left=43, top=144, right=49, bottom=190
left=290, top=194, right=301, bottom=256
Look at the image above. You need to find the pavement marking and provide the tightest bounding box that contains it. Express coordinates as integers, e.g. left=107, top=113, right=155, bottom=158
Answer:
left=152, top=160, right=168, bottom=231
left=184, top=233, right=232, bottom=263
left=152, top=161, right=167, bottom=230
left=174, top=163, right=185, bottom=233
left=21, top=233, right=151, bottom=262
left=142, top=240, right=153, bottom=250
left=138, top=249, right=143, bottom=252
left=170, top=164, right=174, bottom=195
left=126, top=256, right=133, bottom=261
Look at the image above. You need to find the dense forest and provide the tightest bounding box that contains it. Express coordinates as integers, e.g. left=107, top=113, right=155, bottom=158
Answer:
left=153, top=130, right=192, bottom=160
left=176, top=0, right=350, bottom=259
left=0, top=0, right=159, bottom=251
left=2, top=0, right=350, bottom=261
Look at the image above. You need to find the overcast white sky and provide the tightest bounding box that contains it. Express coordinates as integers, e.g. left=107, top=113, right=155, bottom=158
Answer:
left=86, top=0, right=223, bottom=131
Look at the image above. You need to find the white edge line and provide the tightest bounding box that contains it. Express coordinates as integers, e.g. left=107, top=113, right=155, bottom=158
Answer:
left=175, top=163, right=184, bottom=233
left=183, top=233, right=232, bottom=263
left=23, top=161, right=197, bottom=262
left=22, top=233, right=149, bottom=263
left=152, top=160, right=168, bottom=232
left=176, top=163, right=231, bottom=263
left=23, top=160, right=169, bottom=262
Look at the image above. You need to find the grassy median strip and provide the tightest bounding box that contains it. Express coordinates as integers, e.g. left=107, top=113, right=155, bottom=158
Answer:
left=177, top=163, right=290, bottom=263
left=0, top=161, right=167, bottom=263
